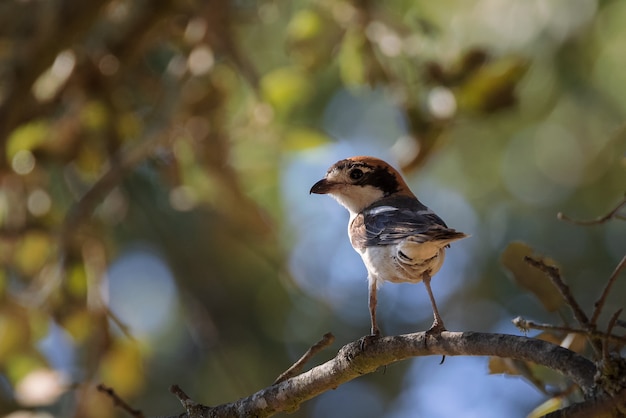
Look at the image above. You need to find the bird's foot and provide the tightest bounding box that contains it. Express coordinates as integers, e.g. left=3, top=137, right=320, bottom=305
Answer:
left=425, top=321, right=447, bottom=336
left=359, top=330, right=381, bottom=351
left=424, top=322, right=447, bottom=364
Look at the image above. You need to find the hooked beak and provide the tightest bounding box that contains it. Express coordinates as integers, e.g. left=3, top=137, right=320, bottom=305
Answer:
left=310, top=178, right=334, bottom=194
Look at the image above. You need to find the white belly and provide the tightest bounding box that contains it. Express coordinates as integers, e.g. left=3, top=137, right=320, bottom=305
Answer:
left=357, top=243, right=445, bottom=288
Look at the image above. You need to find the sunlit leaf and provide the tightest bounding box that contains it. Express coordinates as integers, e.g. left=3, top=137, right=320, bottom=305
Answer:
left=456, top=56, right=528, bottom=113
left=338, top=28, right=366, bottom=87
left=14, top=232, right=54, bottom=277
left=75, top=143, right=107, bottom=178
left=6, top=120, right=51, bottom=159
left=80, top=101, right=109, bottom=131
left=5, top=351, right=47, bottom=383
left=66, top=264, right=88, bottom=298
left=260, top=67, right=312, bottom=113
left=501, top=242, right=563, bottom=312
left=99, top=341, right=145, bottom=397
left=286, top=7, right=339, bottom=70
left=60, top=309, right=97, bottom=343
left=287, top=9, right=323, bottom=42
left=527, top=397, right=564, bottom=418
left=116, top=112, right=142, bottom=142
left=0, top=269, right=6, bottom=298
left=283, top=128, right=331, bottom=151
left=0, top=310, right=30, bottom=360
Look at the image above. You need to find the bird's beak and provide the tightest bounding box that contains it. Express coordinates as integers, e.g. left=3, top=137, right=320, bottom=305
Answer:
left=310, top=178, right=333, bottom=194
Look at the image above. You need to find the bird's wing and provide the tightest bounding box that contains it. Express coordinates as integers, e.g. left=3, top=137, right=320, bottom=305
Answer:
left=350, top=204, right=463, bottom=249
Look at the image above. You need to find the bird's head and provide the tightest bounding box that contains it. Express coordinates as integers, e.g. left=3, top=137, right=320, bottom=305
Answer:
left=310, top=156, right=415, bottom=214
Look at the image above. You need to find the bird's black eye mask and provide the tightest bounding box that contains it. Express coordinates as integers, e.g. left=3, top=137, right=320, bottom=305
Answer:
left=345, top=163, right=400, bottom=196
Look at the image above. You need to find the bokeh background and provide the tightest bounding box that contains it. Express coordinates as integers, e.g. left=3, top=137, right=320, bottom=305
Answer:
left=1, top=1, right=625, bottom=417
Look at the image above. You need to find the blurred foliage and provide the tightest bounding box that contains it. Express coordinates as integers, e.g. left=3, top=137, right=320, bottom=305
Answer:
left=0, top=1, right=624, bottom=418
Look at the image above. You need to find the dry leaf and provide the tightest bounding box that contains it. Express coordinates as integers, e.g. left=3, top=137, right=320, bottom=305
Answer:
left=501, top=241, right=563, bottom=312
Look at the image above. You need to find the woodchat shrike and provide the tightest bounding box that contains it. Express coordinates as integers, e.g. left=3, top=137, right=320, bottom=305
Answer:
left=311, top=156, right=468, bottom=336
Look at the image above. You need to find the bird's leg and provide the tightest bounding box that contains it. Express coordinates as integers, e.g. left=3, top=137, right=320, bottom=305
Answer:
left=423, top=274, right=446, bottom=334
left=359, top=278, right=381, bottom=351
left=368, top=278, right=381, bottom=337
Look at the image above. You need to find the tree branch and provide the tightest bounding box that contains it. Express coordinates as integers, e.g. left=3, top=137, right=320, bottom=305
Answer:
left=557, top=194, right=626, bottom=225
left=274, top=332, right=335, bottom=385
left=162, top=331, right=597, bottom=418
left=591, top=254, right=626, bottom=326
left=523, top=256, right=604, bottom=357
left=97, top=383, right=145, bottom=418
left=512, top=316, right=626, bottom=346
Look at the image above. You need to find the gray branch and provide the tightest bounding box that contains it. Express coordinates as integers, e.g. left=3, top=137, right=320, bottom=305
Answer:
left=164, top=331, right=598, bottom=418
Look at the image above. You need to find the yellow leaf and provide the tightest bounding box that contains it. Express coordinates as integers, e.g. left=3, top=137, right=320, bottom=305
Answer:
left=99, top=341, right=145, bottom=397
left=283, top=128, right=331, bottom=151
left=527, top=397, right=563, bottom=418
left=0, top=269, right=6, bottom=298
left=0, top=310, right=29, bottom=359
left=60, top=309, right=96, bottom=343
left=488, top=356, right=521, bottom=376
left=6, top=120, right=51, bottom=160
left=116, top=112, right=142, bottom=142
left=80, top=101, right=109, bottom=131
left=14, top=232, right=53, bottom=277
left=66, top=264, right=88, bottom=298
left=500, top=242, right=563, bottom=312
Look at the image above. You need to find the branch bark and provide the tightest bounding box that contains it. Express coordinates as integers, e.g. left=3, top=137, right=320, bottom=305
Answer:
left=164, top=331, right=597, bottom=418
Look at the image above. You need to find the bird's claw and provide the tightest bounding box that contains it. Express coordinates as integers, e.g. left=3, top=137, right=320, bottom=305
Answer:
left=425, top=322, right=446, bottom=336
left=359, top=331, right=381, bottom=351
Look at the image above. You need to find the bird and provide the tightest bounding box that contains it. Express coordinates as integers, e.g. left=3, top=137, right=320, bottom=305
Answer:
left=310, top=156, right=468, bottom=337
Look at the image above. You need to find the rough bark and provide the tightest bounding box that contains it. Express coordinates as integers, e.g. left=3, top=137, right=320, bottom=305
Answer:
left=165, top=331, right=598, bottom=418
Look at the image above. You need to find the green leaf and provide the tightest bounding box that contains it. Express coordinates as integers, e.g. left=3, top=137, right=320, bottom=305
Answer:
left=338, top=28, right=366, bottom=87
left=283, top=127, right=331, bottom=151
left=260, top=67, right=312, bottom=112
left=287, top=9, right=323, bottom=42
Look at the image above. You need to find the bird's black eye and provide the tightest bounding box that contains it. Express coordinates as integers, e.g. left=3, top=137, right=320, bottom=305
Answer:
left=349, top=168, right=364, bottom=180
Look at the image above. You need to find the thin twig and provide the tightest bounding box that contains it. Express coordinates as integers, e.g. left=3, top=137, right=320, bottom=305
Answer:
left=512, top=317, right=626, bottom=346
left=524, top=257, right=590, bottom=327
left=274, top=332, right=335, bottom=384
left=524, top=256, right=602, bottom=356
left=97, top=383, right=145, bottom=418
left=170, top=384, right=192, bottom=404
left=591, top=255, right=626, bottom=326
left=603, top=309, right=623, bottom=362
left=557, top=194, right=626, bottom=225
left=61, top=131, right=169, bottom=244
left=169, top=384, right=210, bottom=417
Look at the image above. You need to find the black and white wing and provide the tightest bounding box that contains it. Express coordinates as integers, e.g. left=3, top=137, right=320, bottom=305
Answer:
left=350, top=197, right=466, bottom=250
